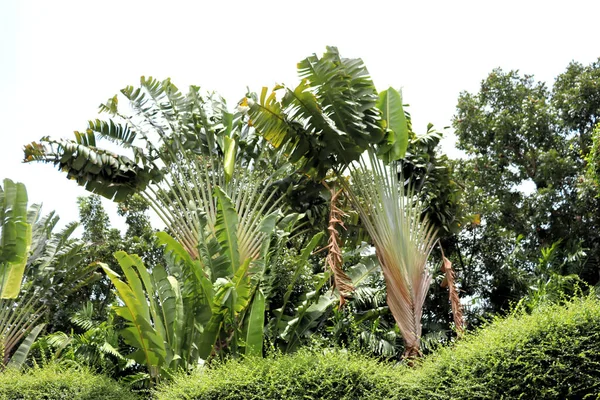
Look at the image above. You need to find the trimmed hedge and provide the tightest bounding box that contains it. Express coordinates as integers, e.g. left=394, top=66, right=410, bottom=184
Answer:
left=155, top=296, right=600, bottom=400
left=0, top=364, right=138, bottom=400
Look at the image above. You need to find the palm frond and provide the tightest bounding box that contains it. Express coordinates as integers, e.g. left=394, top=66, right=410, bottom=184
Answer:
left=342, top=149, right=438, bottom=358
left=247, top=46, right=384, bottom=180
left=23, top=137, right=162, bottom=201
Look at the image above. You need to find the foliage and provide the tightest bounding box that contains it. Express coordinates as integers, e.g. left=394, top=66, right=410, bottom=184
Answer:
left=35, top=302, right=132, bottom=377
left=0, top=363, right=138, bottom=400
left=23, top=77, right=281, bottom=261
left=552, top=58, right=600, bottom=148
left=343, top=150, right=438, bottom=357
left=393, top=295, right=600, bottom=399
left=0, top=180, right=99, bottom=368
left=0, top=179, right=31, bottom=299
left=586, top=123, right=600, bottom=192
left=155, top=295, right=600, bottom=400
left=452, top=62, right=600, bottom=316
left=100, top=189, right=284, bottom=383
left=247, top=47, right=463, bottom=357
left=153, top=348, right=401, bottom=400
left=54, top=194, right=162, bottom=330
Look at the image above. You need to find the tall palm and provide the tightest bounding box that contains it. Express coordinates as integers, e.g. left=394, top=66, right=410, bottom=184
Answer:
left=247, top=47, right=437, bottom=357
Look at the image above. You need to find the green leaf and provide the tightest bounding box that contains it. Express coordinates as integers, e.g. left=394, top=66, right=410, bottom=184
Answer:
left=347, top=255, right=380, bottom=286
left=377, top=88, right=408, bottom=160
left=223, top=136, right=237, bottom=184
left=7, top=324, right=45, bottom=369
left=156, top=231, right=213, bottom=302
left=0, top=179, right=32, bottom=299
left=274, top=232, right=324, bottom=335
left=214, top=186, right=240, bottom=275
left=101, top=260, right=167, bottom=371
left=245, top=288, right=265, bottom=357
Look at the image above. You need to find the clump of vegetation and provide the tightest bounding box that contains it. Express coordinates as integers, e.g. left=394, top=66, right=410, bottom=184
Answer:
left=154, top=349, right=401, bottom=400
left=0, top=363, right=138, bottom=400
left=155, top=296, right=600, bottom=400
left=399, top=295, right=600, bottom=399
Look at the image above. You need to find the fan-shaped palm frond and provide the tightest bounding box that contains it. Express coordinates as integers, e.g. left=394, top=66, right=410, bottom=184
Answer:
left=342, top=150, right=438, bottom=358
left=24, top=77, right=287, bottom=263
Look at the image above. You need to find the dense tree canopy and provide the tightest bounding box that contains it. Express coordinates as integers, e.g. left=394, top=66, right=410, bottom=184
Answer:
left=452, top=58, right=600, bottom=315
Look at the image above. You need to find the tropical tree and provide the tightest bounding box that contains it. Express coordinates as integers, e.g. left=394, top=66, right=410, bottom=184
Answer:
left=23, top=49, right=464, bottom=360
left=99, top=187, right=285, bottom=383
left=247, top=47, right=457, bottom=357
left=342, top=151, right=438, bottom=357
left=23, top=78, right=279, bottom=259
left=452, top=61, right=600, bottom=315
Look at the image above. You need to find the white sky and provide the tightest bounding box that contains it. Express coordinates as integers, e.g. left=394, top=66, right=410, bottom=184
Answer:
left=1, top=0, right=599, bottom=233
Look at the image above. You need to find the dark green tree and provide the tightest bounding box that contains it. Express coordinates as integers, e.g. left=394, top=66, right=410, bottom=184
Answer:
left=452, top=60, right=600, bottom=316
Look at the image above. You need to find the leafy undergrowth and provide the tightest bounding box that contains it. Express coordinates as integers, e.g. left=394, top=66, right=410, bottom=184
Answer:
left=155, top=296, right=600, bottom=400
left=0, top=363, right=139, bottom=400
left=1, top=297, right=597, bottom=399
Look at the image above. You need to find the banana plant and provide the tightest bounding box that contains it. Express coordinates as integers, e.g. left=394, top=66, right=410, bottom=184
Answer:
left=0, top=180, right=99, bottom=369
left=101, top=184, right=283, bottom=381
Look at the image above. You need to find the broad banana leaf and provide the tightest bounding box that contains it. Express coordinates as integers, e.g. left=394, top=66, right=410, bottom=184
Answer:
left=214, top=186, right=240, bottom=276
left=377, top=87, right=409, bottom=161
left=346, top=254, right=380, bottom=286
left=197, top=258, right=252, bottom=360
left=244, top=288, right=265, bottom=357
left=0, top=179, right=32, bottom=299
left=6, top=323, right=45, bottom=369
left=101, top=256, right=167, bottom=373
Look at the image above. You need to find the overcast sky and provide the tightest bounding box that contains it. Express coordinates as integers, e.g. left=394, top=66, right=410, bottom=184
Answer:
left=1, top=0, right=599, bottom=233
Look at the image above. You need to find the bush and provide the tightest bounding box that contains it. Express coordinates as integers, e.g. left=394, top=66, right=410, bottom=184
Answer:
left=0, top=363, right=138, bottom=400
left=396, top=295, right=600, bottom=399
left=155, top=296, right=600, bottom=400
left=154, top=349, right=401, bottom=400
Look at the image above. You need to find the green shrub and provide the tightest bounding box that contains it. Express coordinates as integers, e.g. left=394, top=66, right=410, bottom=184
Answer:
left=155, top=296, right=600, bottom=400
left=396, top=295, right=600, bottom=399
left=0, top=363, right=138, bottom=400
left=154, top=349, right=401, bottom=400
